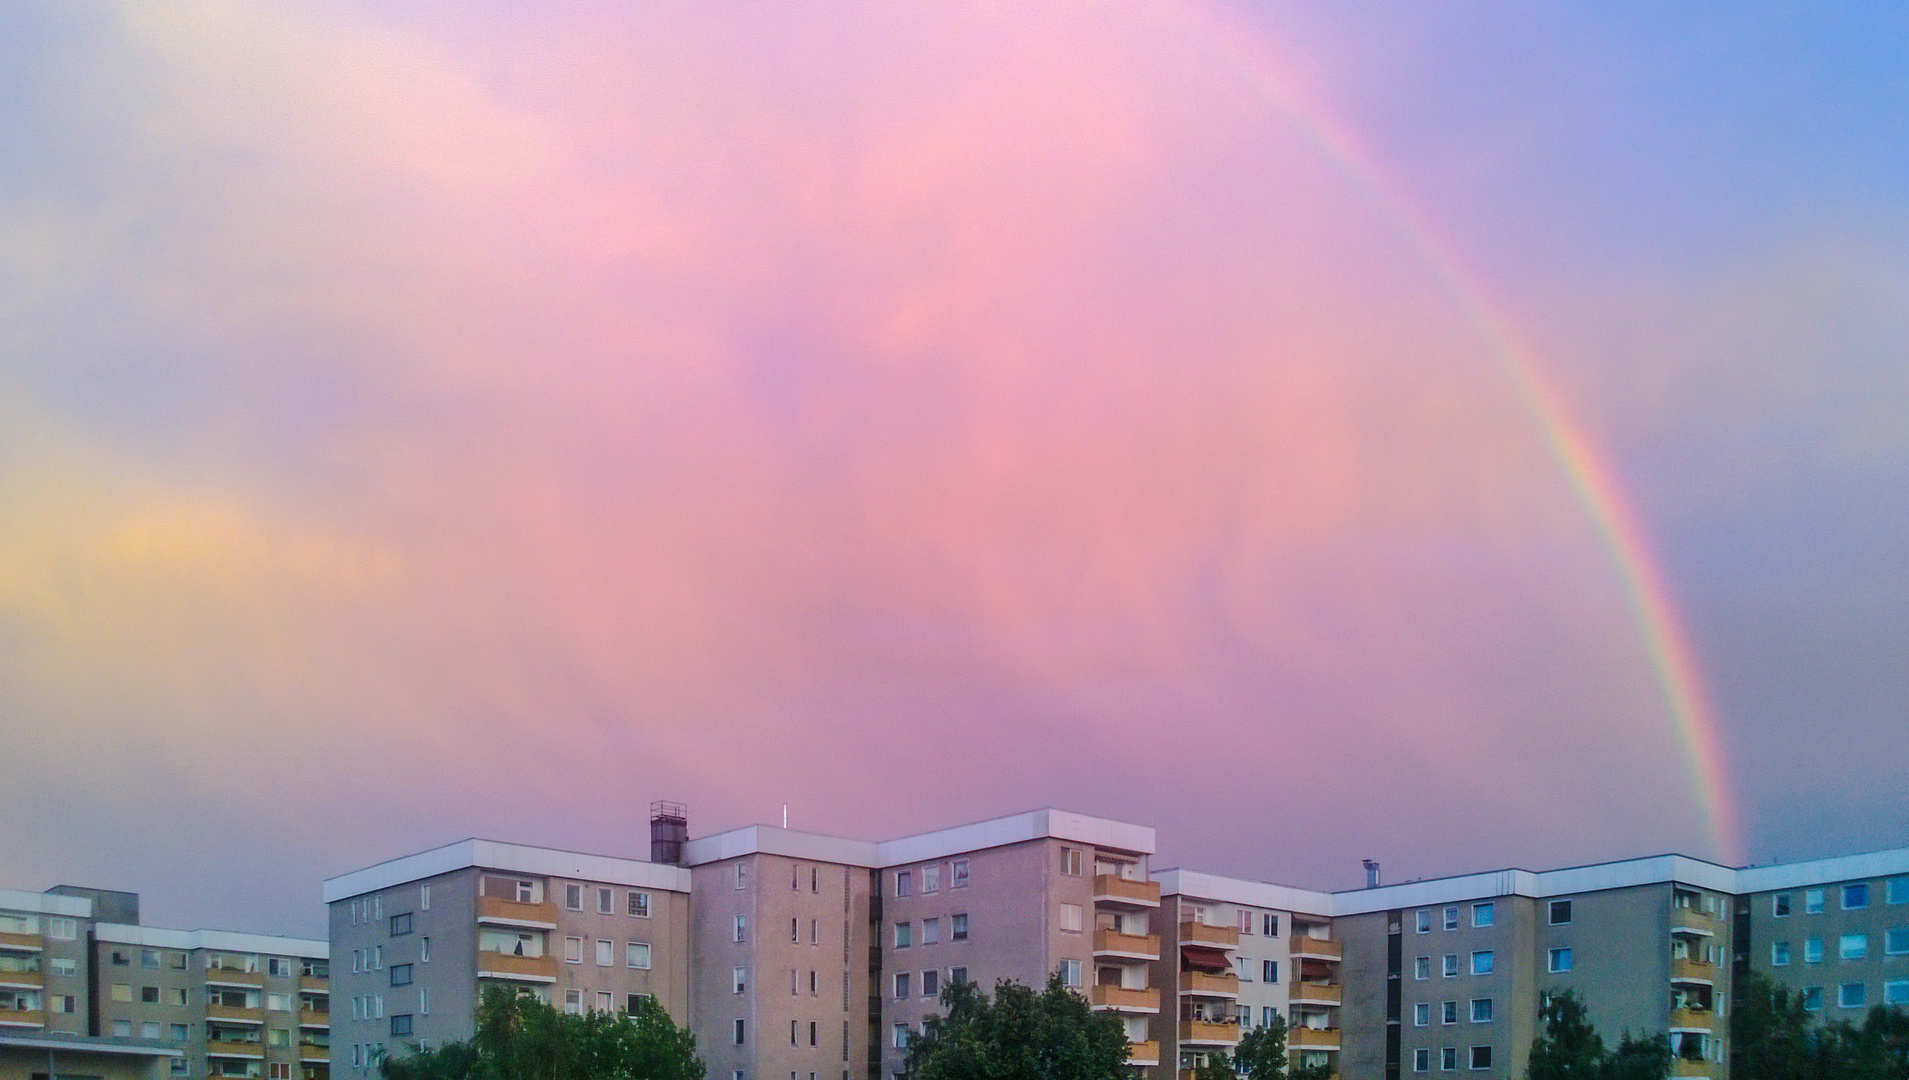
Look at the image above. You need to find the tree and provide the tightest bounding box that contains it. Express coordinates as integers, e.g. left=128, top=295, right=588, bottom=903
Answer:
left=381, top=985, right=705, bottom=1080
left=1730, top=971, right=1821, bottom=1080
left=1231, top=1019, right=1288, bottom=1080
left=1602, top=1034, right=1672, bottom=1080
left=1527, top=991, right=1608, bottom=1080
left=904, top=974, right=1130, bottom=1080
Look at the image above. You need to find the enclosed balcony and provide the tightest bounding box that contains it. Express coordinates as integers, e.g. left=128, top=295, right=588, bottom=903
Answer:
left=1178, top=972, right=1239, bottom=999
left=1178, top=922, right=1238, bottom=950
left=477, top=894, right=559, bottom=929
left=1091, top=986, right=1160, bottom=1013
left=1094, top=877, right=1161, bottom=909
left=1093, top=930, right=1161, bottom=961
left=1669, top=907, right=1715, bottom=936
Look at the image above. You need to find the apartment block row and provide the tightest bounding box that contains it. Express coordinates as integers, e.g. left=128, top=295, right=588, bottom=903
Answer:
left=0, top=886, right=327, bottom=1080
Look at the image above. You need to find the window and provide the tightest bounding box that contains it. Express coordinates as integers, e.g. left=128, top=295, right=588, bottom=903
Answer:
left=923, top=865, right=941, bottom=893
left=142, top=985, right=160, bottom=1003
left=592, top=939, right=612, bottom=966
left=48, top=918, right=77, bottom=940
left=1060, top=959, right=1082, bottom=988
left=1415, top=957, right=1430, bottom=980
left=1805, top=938, right=1824, bottom=964
left=1236, top=955, right=1253, bottom=981
left=417, top=935, right=429, bottom=963
left=420, top=884, right=431, bottom=911
left=1774, top=893, right=1792, bottom=917
left=142, top=949, right=159, bottom=969
left=895, top=871, right=914, bottom=898
left=1443, top=907, right=1459, bottom=931
left=1843, top=884, right=1870, bottom=910
left=1889, top=878, right=1909, bottom=905
left=112, top=1020, right=130, bottom=1037
left=895, top=923, right=912, bottom=949
left=1884, top=980, right=1909, bottom=1006
left=597, top=887, right=614, bottom=915
left=791, top=1020, right=799, bottom=1046
left=792, top=917, right=801, bottom=943
left=1839, top=983, right=1867, bottom=1009
left=1442, top=955, right=1458, bottom=978
left=390, top=965, right=412, bottom=987
left=111, top=950, right=130, bottom=966
left=1060, top=848, right=1082, bottom=876
left=1059, top=904, right=1083, bottom=933
left=1440, top=1001, right=1459, bottom=1026
left=1472, top=903, right=1494, bottom=928
left=1885, top=928, right=1908, bottom=956
left=1469, top=1046, right=1492, bottom=1070
left=373, top=945, right=383, bottom=969
left=734, top=916, right=747, bottom=943
left=390, top=914, right=412, bottom=936
left=112, top=983, right=132, bottom=1002
left=1471, top=999, right=1493, bottom=1023
left=1414, top=1002, right=1430, bottom=1027
left=1260, top=913, right=1278, bottom=936
left=629, top=891, right=651, bottom=917
left=952, top=859, right=970, bottom=888
left=1548, top=948, right=1572, bottom=973
left=1840, top=934, right=1868, bottom=960
left=736, top=863, right=748, bottom=890
left=1414, top=1048, right=1430, bottom=1072
left=735, top=1019, right=747, bottom=1045
left=923, top=919, right=940, bottom=945
left=626, top=942, right=651, bottom=969
left=50, top=957, right=76, bottom=977
left=1471, top=951, right=1493, bottom=976
left=1806, top=889, right=1825, bottom=915
left=949, top=966, right=967, bottom=986
left=1772, top=942, right=1791, bottom=966
left=922, top=969, right=939, bottom=998
left=171, top=1060, right=189, bottom=1077
left=892, top=1023, right=910, bottom=1049
left=810, top=919, right=819, bottom=945
left=269, top=1065, right=293, bottom=1080
left=1262, top=960, right=1279, bottom=983
left=810, top=1021, right=819, bottom=1047
left=420, top=987, right=430, bottom=1014
left=812, top=868, right=820, bottom=894
left=1238, top=910, right=1254, bottom=934
left=565, top=884, right=584, bottom=911
left=390, top=1015, right=413, bottom=1037
left=1803, top=987, right=1823, bottom=1011
left=894, top=972, right=910, bottom=999
left=1441, top=1046, right=1458, bottom=1071
left=1548, top=900, right=1572, bottom=925
left=50, top=995, right=75, bottom=1014
left=951, top=914, right=968, bottom=941
left=1416, top=910, right=1432, bottom=934
left=733, top=967, right=747, bottom=994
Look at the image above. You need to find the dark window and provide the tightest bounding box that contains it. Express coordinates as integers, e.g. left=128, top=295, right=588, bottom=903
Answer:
left=949, top=967, right=968, bottom=986
left=734, top=1019, right=746, bottom=1045
left=1548, top=901, right=1572, bottom=925
left=390, top=913, right=413, bottom=936
left=1470, top=1047, right=1492, bottom=1069
left=390, top=1014, right=413, bottom=1038
left=390, top=965, right=413, bottom=987
left=141, top=986, right=160, bottom=1004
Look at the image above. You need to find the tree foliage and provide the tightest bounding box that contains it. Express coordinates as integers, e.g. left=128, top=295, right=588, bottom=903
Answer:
left=904, top=975, right=1130, bottom=1080
left=381, top=985, right=705, bottom=1080
left=1732, top=971, right=1909, bottom=1080
left=1526, top=990, right=1668, bottom=1080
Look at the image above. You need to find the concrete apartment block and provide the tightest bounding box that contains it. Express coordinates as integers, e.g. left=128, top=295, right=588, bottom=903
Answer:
left=0, top=886, right=325, bottom=1080
left=321, top=840, right=691, bottom=1076
left=1738, top=850, right=1909, bottom=1019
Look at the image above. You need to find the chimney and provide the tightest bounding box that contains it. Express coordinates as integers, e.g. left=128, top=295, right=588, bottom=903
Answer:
left=650, top=801, right=688, bottom=865
left=1363, top=859, right=1380, bottom=889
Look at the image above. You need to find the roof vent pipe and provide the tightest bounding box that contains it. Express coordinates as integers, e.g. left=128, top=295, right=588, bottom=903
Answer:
left=1363, top=859, right=1380, bottom=889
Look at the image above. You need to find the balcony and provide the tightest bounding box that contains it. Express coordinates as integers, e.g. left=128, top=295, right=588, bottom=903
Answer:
left=1669, top=1059, right=1712, bottom=1077
left=1093, top=930, right=1161, bottom=961
left=1289, top=937, right=1341, bottom=961
left=206, top=968, right=265, bottom=987
left=1670, top=958, right=1714, bottom=985
left=299, top=976, right=328, bottom=994
left=1668, top=1008, right=1714, bottom=1032
left=477, top=895, right=559, bottom=929
left=300, top=1048, right=330, bottom=1064
left=1178, top=1020, right=1240, bottom=1046
left=206, top=1042, right=265, bottom=1059
left=207, top=1004, right=265, bottom=1024
left=1126, top=1041, right=1160, bottom=1066
left=476, top=950, right=558, bottom=983
left=1094, top=876, right=1161, bottom=909
left=1287, top=1027, right=1341, bottom=1051
left=299, top=1009, right=329, bottom=1029
left=0, top=970, right=42, bottom=990
left=1288, top=982, right=1342, bottom=1006
left=1178, top=972, right=1239, bottom=999
left=1178, top=923, right=1239, bottom=950
left=0, top=1010, right=43, bottom=1029
left=1669, top=908, right=1715, bottom=936
left=1092, top=986, right=1160, bottom=1013
left=0, top=933, right=41, bottom=953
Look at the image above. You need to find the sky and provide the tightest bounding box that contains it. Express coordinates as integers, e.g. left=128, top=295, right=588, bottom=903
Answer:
left=1, top=2, right=1905, bottom=939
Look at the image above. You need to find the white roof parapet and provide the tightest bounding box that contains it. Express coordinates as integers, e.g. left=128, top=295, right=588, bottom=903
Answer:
left=95, top=924, right=327, bottom=959
left=877, top=808, right=1155, bottom=867
left=0, top=888, right=94, bottom=918
left=1737, top=846, right=1909, bottom=894
left=323, top=839, right=691, bottom=903
left=682, top=826, right=880, bottom=868
left=0, top=1033, right=183, bottom=1057
left=1152, top=869, right=1334, bottom=917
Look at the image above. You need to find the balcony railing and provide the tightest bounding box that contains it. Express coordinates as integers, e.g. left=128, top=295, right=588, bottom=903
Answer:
left=1669, top=907, right=1716, bottom=935
left=298, top=976, right=328, bottom=994
left=1093, top=876, right=1161, bottom=908
left=205, top=1041, right=266, bottom=1059
left=1126, top=1041, right=1160, bottom=1066
left=1287, top=1027, right=1341, bottom=1050
left=206, top=1004, right=265, bottom=1024
left=300, top=1048, right=330, bottom=1063
left=1669, top=958, right=1714, bottom=984
left=477, top=895, right=559, bottom=928
left=206, top=968, right=265, bottom=987
left=1178, top=922, right=1239, bottom=950
left=1091, top=985, right=1160, bottom=1012
left=1669, top=1059, right=1712, bottom=1077
left=1289, top=937, right=1341, bottom=961
left=1178, top=1020, right=1240, bottom=1046
left=299, top=1009, right=329, bottom=1028
left=0, top=1009, right=43, bottom=1028
left=0, top=970, right=42, bottom=989
left=477, top=950, right=559, bottom=982
left=1093, top=930, right=1161, bottom=960
left=1178, top=972, right=1239, bottom=998
left=1288, top=982, right=1342, bottom=1006
left=1669, top=1008, right=1714, bottom=1031
left=0, top=933, right=41, bottom=953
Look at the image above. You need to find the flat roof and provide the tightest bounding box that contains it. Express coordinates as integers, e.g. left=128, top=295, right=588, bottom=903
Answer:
left=94, top=923, right=327, bottom=959
left=684, top=808, right=1156, bottom=868
left=0, top=888, right=93, bottom=919
left=323, top=839, right=692, bottom=902
left=0, top=1032, right=183, bottom=1058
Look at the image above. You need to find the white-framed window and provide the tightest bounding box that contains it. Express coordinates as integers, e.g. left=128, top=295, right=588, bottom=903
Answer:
left=1442, top=955, right=1458, bottom=978
left=736, top=864, right=748, bottom=890
left=1548, top=900, right=1572, bottom=925
left=1470, top=999, right=1493, bottom=1023
left=627, top=942, right=651, bottom=969
left=1414, top=1002, right=1430, bottom=1027
left=895, top=871, right=914, bottom=897
left=1060, top=848, right=1082, bottom=876
left=895, top=922, right=912, bottom=948
left=922, top=968, right=940, bottom=998
left=1060, top=959, right=1082, bottom=988
left=1441, top=1046, right=1458, bottom=1071
left=629, top=891, right=651, bottom=917
left=1238, top=910, right=1254, bottom=934
left=1772, top=941, right=1791, bottom=966
left=1263, top=913, right=1280, bottom=936
left=1806, top=889, right=1826, bottom=915
left=1059, top=904, right=1083, bottom=933
left=1471, top=951, right=1493, bottom=976
left=564, top=937, right=583, bottom=963
left=952, top=859, right=970, bottom=888
left=1885, top=928, right=1908, bottom=956
left=50, top=957, right=76, bottom=977
left=923, top=918, right=940, bottom=945
left=1416, top=910, right=1431, bottom=934
left=734, top=916, right=747, bottom=943
left=923, top=865, right=941, bottom=893
left=1774, top=893, right=1792, bottom=917
left=597, top=887, right=614, bottom=915
left=420, top=986, right=430, bottom=1015
left=894, top=972, right=910, bottom=999
left=420, top=884, right=431, bottom=911
left=892, top=1023, right=910, bottom=1049
left=735, top=1019, right=747, bottom=1045
left=564, top=884, right=583, bottom=911
left=733, top=966, right=747, bottom=993
left=1472, top=903, right=1494, bottom=928
left=1884, top=980, right=1908, bottom=1006
left=1413, top=1048, right=1430, bottom=1072
left=1840, top=934, right=1868, bottom=960
left=1442, top=1000, right=1458, bottom=1025
left=1805, top=937, right=1824, bottom=963
left=1469, top=1046, right=1492, bottom=1070
left=1839, top=982, right=1867, bottom=1009
left=1236, top=955, right=1253, bottom=981
left=1443, top=907, right=1459, bottom=931
left=951, top=913, right=969, bottom=941
left=810, top=918, right=819, bottom=944
left=1262, top=959, right=1279, bottom=983
left=1843, top=884, right=1870, bottom=910
left=421, top=936, right=430, bottom=962
left=1548, top=948, right=1572, bottom=973
left=48, top=917, right=76, bottom=940
left=1415, top=957, right=1430, bottom=980
left=792, top=917, right=801, bottom=943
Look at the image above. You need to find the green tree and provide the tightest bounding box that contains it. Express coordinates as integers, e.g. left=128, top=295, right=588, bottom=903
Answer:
left=1602, top=1034, right=1672, bottom=1080
left=1730, top=971, right=1821, bottom=1080
left=1527, top=991, right=1608, bottom=1080
left=904, top=974, right=1130, bottom=1080
left=381, top=985, right=705, bottom=1080
left=1230, top=1019, right=1287, bottom=1080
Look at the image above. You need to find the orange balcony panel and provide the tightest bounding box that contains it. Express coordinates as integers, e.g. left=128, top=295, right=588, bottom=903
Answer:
left=1093, top=930, right=1161, bottom=960
left=299, top=1008, right=329, bottom=1028
left=1094, top=877, right=1162, bottom=908
left=1126, top=1041, right=1160, bottom=1066
left=0, top=933, right=42, bottom=953
left=1178, top=1020, right=1239, bottom=1046
left=1670, top=1059, right=1712, bottom=1077
left=477, top=951, right=558, bottom=983
left=1289, top=937, right=1342, bottom=961
left=206, top=1004, right=265, bottom=1024
left=1178, top=972, right=1239, bottom=998
left=0, top=1010, right=43, bottom=1029
left=1287, top=1027, right=1340, bottom=1051
left=298, top=976, right=328, bottom=994
left=1288, top=982, right=1341, bottom=1006
left=206, top=968, right=264, bottom=987
left=1178, top=923, right=1239, bottom=950
left=1669, top=1008, right=1714, bottom=1031
left=300, top=1048, right=330, bottom=1063
left=205, top=1041, right=265, bottom=1059
left=476, top=895, right=558, bottom=928
left=0, top=970, right=42, bottom=990
left=1091, top=985, right=1159, bottom=1013
left=1670, top=958, right=1714, bottom=984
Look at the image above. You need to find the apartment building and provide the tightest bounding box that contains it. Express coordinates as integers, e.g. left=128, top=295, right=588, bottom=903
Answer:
left=321, top=838, right=692, bottom=1075
left=1736, top=849, right=1909, bottom=1023
left=0, top=886, right=326, bottom=1080
left=1149, top=871, right=1340, bottom=1079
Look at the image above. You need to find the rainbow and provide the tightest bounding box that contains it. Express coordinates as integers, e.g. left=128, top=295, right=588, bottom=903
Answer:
left=1166, top=0, right=1744, bottom=863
